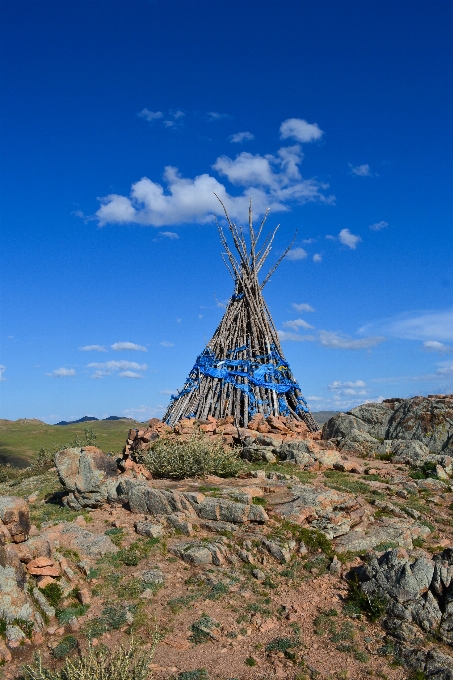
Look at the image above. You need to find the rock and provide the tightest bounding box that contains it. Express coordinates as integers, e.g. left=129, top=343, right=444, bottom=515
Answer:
left=390, top=440, right=431, bottom=466
left=252, top=568, right=265, bottom=581
left=77, top=588, right=91, bottom=605
left=387, top=395, right=453, bottom=454
left=0, top=639, right=12, bottom=663
left=354, top=547, right=453, bottom=653
left=279, top=440, right=316, bottom=466
left=37, top=576, right=56, bottom=589
left=416, top=477, right=448, bottom=491
left=33, top=588, right=56, bottom=619
left=118, top=480, right=194, bottom=516
left=27, top=556, right=61, bottom=577
left=193, top=496, right=268, bottom=524
left=141, top=569, right=165, bottom=585
left=261, top=539, right=291, bottom=563
left=5, top=624, right=25, bottom=647
left=134, top=521, right=164, bottom=539
left=41, top=522, right=118, bottom=559
left=170, top=540, right=228, bottom=566
left=329, top=556, right=342, bottom=575
left=166, top=514, right=193, bottom=536
left=0, top=564, right=34, bottom=621
left=0, top=496, right=30, bottom=543
left=55, top=446, right=121, bottom=509
left=14, top=536, right=52, bottom=563
left=322, top=396, right=453, bottom=463
left=334, top=517, right=430, bottom=552
left=199, top=520, right=238, bottom=533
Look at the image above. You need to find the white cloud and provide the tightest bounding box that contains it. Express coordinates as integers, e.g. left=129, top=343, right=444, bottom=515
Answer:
left=292, top=303, right=315, bottom=313
left=339, top=228, right=361, bottom=249
left=88, top=361, right=147, bottom=371
left=163, top=120, right=175, bottom=128
left=282, top=318, right=314, bottom=331
left=313, top=253, right=322, bottom=263
left=319, top=331, right=385, bottom=350
left=111, top=342, right=147, bottom=352
left=0, top=365, right=6, bottom=381
left=96, top=140, right=333, bottom=228
left=170, top=110, right=185, bottom=119
left=349, top=163, right=372, bottom=177
left=138, top=109, right=163, bottom=122
left=206, top=112, right=230, bottom=121
left=90, top=370, right=111, bottom=379
left=327, top=380, right=367, bottom=395
left=369, top=220, right=388, bottom=231
left=160, top=341, right=174, bottom=347
left=277, top=331, right=316, bottom=342
left=279, top=118, right=324, bottom=143
left=302, top=238, right=316, bottom=244
left=423, top=340, right=452, bottom=353
left=286, top=247, right=308, bottom=261
left=119, top=371, right=144, bottom=379
left=123, top=404, right=166, bottom=419
left=160, top=389, right=176, bottom=395
left=159, top=231, right=179, bottom=239
left=362, top=309, right=453, bottom=342
left=79, top=345, right=107, bottom=352
left=47, top=367, right=76, bottom=377
left=229, top=131, right=254, bottom=143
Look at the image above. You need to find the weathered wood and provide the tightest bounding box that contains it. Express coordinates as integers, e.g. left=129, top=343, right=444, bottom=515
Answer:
left=162, top=199, right=319, bottom=432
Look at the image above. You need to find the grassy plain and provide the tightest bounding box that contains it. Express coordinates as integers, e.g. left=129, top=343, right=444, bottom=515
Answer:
left=0, top=418, right=143, bottom=467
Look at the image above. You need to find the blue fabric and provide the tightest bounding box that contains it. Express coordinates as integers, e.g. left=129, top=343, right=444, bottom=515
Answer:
left=167, top=343, right=310, bottom=422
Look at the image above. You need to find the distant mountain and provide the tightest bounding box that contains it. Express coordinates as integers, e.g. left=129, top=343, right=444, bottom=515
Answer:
left=55, top=416, right=99, bottom=426
left=55, top=415, right=131, bottom=426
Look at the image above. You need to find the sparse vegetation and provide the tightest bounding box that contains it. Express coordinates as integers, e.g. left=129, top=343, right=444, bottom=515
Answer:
left=344, top=576, right=388, bottom=622
left=138, top=433, right=244, bottom=479
left=23, top=638, right=157, bottom=679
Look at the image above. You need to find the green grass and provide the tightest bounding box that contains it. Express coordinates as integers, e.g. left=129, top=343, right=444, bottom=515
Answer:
left=0, top=418, right=142, bottom=467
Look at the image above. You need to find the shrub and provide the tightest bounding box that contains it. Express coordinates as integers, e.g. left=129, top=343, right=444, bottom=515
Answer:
left=138, top=433, right=243, bottom=479
left=345, top=576, right=387, bottom=622
left=23, top=638, right=157, bottom=680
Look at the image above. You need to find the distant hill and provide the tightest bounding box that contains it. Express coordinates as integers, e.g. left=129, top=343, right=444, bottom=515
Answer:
left=312, top=410, right=342, bottom=426
left=55, top=415, right=131, bottom=426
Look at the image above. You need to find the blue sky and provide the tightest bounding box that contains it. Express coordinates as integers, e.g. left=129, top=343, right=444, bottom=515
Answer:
left=1, top=0, right=452, bottom=423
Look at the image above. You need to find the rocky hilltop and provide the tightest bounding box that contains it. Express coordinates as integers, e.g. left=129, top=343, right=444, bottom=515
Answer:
left=1, top=395, right=453, bottom=679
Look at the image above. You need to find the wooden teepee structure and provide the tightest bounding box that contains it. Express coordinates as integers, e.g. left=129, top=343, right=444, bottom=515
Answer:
left=163, top=197, right=319, bottom=432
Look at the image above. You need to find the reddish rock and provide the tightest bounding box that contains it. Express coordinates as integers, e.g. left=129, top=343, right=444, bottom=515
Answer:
left=0, top=496, right=30, bottom=543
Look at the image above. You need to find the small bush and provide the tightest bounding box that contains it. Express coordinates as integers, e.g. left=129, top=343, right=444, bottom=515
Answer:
left=23, top=638, right=157, bottom=680
left=138, top=433, right=243, bottom=479
left=244, top=657, right=257, bottom=667
left=177, top=671, right=209, bottom=680
left=52, top=635, right=78, bottom=659
left=345, top=576, right=387, bottom=622
left=41, top=583, right=63, bottom=609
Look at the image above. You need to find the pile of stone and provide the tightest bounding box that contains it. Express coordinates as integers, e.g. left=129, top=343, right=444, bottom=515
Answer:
left=0, top=494, right=118, bottom=658
left=322, top=395, right=453, bottom=477
left=122, top=413, right=319, bottom=465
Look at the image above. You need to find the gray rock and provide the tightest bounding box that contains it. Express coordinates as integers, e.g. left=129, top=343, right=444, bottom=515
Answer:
left=0, top=565, right=34, bottom=621
left=390, top=439, right=431, bottom=466
left=252, top=568, right=265, bottom=580
left=349, top=402, right=395, bottom=439
left=41, top=522, right=118, bottom=559
left=199, top=520, right=238, bottom=533
left=170, top=540, right=228, bottom=566
left=261, top=539, right=291, bottom=563
left=387, top=395, right=453, bottom=454
left=166, top=514, right=193, bottom=535
left=33, top=588, right=56, bottom=619
left=135, top=521, right=164, bottom=538
left=5, top=624, right=25, bottom=644
left=141, top=569, right=165, bottom=585
left=329, top=556, right=341, bottom=575
left=334, top=517, right=430, bottom=552
left=55, top=447, right=120, bottom=509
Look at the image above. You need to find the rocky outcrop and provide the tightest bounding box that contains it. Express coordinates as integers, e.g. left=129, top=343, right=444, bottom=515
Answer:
left=0, top=496, right=30, bottom=543
left=55, top=446, right=121, bottom=509
left=356, top=547, right=453, bottom=649
left=322, top=395, right=453, bottom=469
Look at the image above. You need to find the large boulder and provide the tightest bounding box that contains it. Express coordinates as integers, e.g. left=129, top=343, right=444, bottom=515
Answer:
left=356, top=547, right=453, bottom=649
left=41, top=522, right=118, bottom=559
left=0, top=496, right=30, bottom=543
left=387, top=395, right=453, bottom=454
left=55, top=446, right=121, bottom=509
left=322, top=395, right=453, bottom=461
